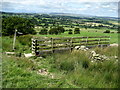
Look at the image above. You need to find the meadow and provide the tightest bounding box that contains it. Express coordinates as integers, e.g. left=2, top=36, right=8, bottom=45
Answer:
left=2, top=12, right=119, bottom=88
left=35, top=27, right=118, bottom=44
left=2, top=46, right=119, bottom=88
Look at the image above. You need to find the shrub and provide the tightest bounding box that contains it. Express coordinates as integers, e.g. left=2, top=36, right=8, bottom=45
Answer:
left=68, top=29, right=73, bottom=34
left=57, top=26, right=65, bottom=33
left=60, top=61, right=74, bottom=71
left=49, top=27, right=58, bottom=35
left=17, top=35, right=33, bottom=47
left=74, top=28, right=80, bottom=34
left=117, top=31, right=120, bottom=33
left=103, top=30, right=110, bottom=33
left=49, top=26, right=65, bottom=35
left=39, top=28, right=48, bottom=35
left=82, top=60, right=89, bottom=69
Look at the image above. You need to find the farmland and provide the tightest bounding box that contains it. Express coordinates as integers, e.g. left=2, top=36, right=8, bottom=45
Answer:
left=1, top=12, right=119, bottom=88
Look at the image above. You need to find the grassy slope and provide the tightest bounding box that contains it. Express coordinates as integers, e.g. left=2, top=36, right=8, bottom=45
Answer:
left=2, top=46, right=119, bottom=88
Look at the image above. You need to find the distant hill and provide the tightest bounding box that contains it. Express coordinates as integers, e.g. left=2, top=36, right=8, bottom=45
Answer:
left=49, top=12, right=118, bottom=20
left=1, top=11, right=118, bottom=21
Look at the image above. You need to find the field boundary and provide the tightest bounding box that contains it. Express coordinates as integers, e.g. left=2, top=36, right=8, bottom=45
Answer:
left=32, top=36, right=110, bottom=55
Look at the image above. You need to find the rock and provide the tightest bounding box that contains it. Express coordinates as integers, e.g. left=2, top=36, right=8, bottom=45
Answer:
left=80, top=45, right=86, bottom=50
left=91, top=51, right=96, bottom=55
left=74, top=46, right=80, bottom=50
left=110, top=43, right=118, bottom=47
left=5, top=52, right=15, bottom=55
left=93, top=54, right=99, bottom=57
left=86, top=48, right=89, bottom=50
left=37, top=69, right=49, bottom=76
left=96, top=57, right=101, bottom=60
left=24, top=53, right=35, bottom=58
left=115, top=56, right=118, bottom=59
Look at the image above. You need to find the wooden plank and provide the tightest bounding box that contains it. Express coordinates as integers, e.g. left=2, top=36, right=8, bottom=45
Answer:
left=38, top=47, right=52, bottom=50
left=53, top=41, right=70, bottom=44
left=53, top=45, right=69, bottom=48
left=52, top=37, right=71, bottom=40
left=38, top=44, right=51, bottom=46
left=80, top=39, right=110, bottom=42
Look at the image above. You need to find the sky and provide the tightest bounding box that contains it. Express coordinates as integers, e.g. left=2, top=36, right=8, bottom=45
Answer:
left=1, top=0, right=120, bottom=17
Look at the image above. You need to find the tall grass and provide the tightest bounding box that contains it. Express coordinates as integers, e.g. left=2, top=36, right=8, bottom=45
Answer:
left=93, top=46, right=118, bottom=56
left=50, top=48, right=118, bottom=88
left=2, top=35, right=119, bottom=88
left=2, top=35, right=32, bottom=53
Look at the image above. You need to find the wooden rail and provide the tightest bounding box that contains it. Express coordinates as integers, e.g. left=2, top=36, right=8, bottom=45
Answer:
left=31, top=36, right=110, bottom=55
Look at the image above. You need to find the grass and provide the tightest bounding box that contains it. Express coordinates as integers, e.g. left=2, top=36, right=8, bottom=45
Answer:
left=2, top=27, right=119, bottom=88
left=35, top=29, right=118, bottom=43
left=2, top=46, right=119, bottom=88
left=2, top=35, right=33, bottom=53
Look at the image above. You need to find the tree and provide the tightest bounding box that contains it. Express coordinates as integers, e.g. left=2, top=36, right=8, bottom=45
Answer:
left=68, top=29, right=73, bottom=34
left=74, top=28, right=80, bottom=34
left=57, top=26, right=65, bottom=34
left=103, top=30, right=110, bottom=33
left=48, top=26, right=65, bottom=35
left=39, top=28, right=48, bottom=35
left=49, top=27, right=58, bottom=35
left=2, top=17, right=36, bottom=36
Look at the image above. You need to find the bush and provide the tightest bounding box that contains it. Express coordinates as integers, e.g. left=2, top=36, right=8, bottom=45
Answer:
left=17, top=35, right=33, bottom=47
left=2, top=17, right=36, bottom=36
left=39, top=28, right=48, bottom=35
left=82, top=60, right=89, bottom=69
left=74, top=28, right=80, bottom=34
left=49, top=27, right=58, bottom=35
left=60, top=61, right=74, bottom=71
left=48, top=26, right=65, bottom=35
left=103, top=30, right=110, bottom=33
left=117, top=31, right=120, bottom=33
left=68, top=29, right=73, bottom=34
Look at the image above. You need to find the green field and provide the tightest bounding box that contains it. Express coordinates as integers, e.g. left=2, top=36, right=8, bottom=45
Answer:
left=2, top=46, right=119, bottom=88
left=34, top=28, right=118, bottom=44
left=2, top=12, right=119, bottom=88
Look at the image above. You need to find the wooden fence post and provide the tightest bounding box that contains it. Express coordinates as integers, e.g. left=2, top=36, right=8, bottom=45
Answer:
left=86, top=37, right=88, bottom=46
left=98, top=37, right=101, bottom=47
left=31, top=38, right=37, bottom=54
left=70, top=37, right=73, bottom=52
left=108, top=36, right=111, bottom=45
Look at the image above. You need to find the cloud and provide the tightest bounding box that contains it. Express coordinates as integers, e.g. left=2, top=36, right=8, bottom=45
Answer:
left=1, top=0, right=118, bottom=17
left=85, top=4, right=91, bottom=8
left=102, top=5, right=110, bottom=8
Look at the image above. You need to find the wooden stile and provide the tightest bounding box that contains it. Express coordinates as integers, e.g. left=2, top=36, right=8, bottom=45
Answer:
left=31, top=36, right=110, bottom=55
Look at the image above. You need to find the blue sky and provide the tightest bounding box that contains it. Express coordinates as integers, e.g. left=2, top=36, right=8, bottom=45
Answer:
left=1, top=0, right=119, bottom=17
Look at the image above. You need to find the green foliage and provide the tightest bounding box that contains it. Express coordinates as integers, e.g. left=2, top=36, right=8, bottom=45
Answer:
left=2, top=55, right=61, bottom=88
left=68, top=29, right=73, bottom=34
left=60, top=60, right=75, bottom=71
left=2, top=17, right=36, bottom=36
left=82, top=60, right=89, bottom=69
left=103, top=30, right=110, bottom=33
left=49, top=27, right=59, bottom=35
left=49, top=26, right=65, bottom=35
left=93, top=47, right=118, bottom=56
left=17, top=35, right=33, bottom=47
left=39, top=28, right=48, bottom=35
left=57, top=26, right=65, bottom=33
left=74, top=28, right=80, bottom=34
left=2, top=46, right=119, bottom=88
left=2, top=36, right=23, bottom=52
left=54, top=51, right=90, bottom=72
